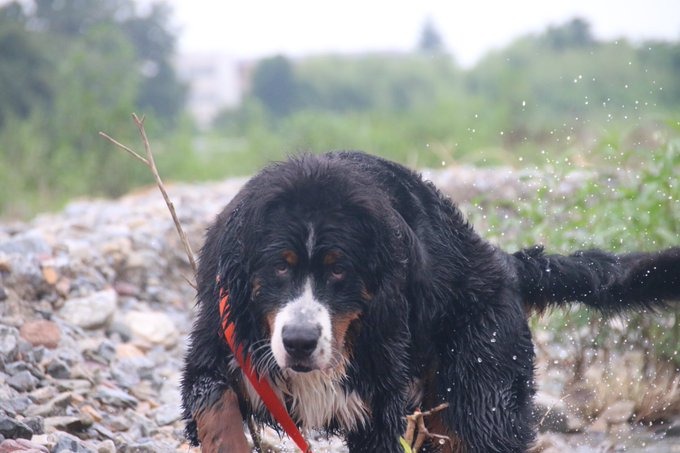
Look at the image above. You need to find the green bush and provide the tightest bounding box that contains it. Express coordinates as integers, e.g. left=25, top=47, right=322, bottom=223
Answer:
left=465, top=138, right=680, bottom=366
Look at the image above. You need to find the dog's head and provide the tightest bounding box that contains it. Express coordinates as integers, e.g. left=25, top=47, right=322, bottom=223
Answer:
left=203, top=154, right=414, bottom=377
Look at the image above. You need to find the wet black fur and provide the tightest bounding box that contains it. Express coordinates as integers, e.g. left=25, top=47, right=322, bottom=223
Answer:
left=181, top=151, right=680, bottom=452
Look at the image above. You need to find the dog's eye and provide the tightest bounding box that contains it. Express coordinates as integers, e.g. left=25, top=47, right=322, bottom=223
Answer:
left=275, top=262, right=289, bottom=276
left=330, top=265, right=346, bottom=280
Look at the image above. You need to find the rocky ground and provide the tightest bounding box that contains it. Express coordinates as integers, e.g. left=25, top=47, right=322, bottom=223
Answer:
left=1, top=166, right=678, bottom=452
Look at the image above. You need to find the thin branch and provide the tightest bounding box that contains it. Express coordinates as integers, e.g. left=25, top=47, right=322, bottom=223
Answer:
left=99, top=114, right=198, bottom=286
left=404, top=403, right=451, bottom=452
left=132, top=113, right=198, bottom=277
left=98, top=131, right=149, bottom=165
left=99, top=114, right=258, bottom=451
left=538, top=394, right=570, bottom=429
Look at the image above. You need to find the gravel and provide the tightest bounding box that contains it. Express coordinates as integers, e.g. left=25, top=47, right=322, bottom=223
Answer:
left=0, top=168, right=675, bottom=452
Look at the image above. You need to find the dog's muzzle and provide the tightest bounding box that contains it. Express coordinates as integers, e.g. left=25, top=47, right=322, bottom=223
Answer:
left=271, top=282, right=332, bottom=372
left=281, top=323, right=322, bottom=371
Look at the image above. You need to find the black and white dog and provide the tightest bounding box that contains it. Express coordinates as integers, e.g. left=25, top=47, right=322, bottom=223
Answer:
left=181, top=151, right=679, bottom=452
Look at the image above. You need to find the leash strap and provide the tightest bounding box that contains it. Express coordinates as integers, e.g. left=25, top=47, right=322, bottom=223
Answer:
left=218, top=289, right=312, bottom=453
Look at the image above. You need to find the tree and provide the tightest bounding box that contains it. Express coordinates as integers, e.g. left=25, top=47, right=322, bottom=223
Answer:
left=418, top=18, right=445, bottom=53
left=0, top=0, right=186, bottom=127
left=121, top=2, right=187, bottom=126
left=0, top=0, right=185, bottom=216
left=251, top=56, right=300, bottom=116
left=545, top=17, right=595, bottom=51
left=0, top=11, right=52, bottom=126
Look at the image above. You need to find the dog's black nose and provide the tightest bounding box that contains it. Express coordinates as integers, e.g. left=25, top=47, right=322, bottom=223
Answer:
left=282, top=324, right=321, bottom=360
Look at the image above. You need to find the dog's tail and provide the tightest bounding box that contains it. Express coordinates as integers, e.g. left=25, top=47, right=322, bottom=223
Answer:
left=512, top=246, right=680, bottom=314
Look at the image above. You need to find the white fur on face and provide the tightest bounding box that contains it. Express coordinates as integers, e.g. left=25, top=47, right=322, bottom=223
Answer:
left=306, top=224, right=315, bottom=259
left=270, top=280, right=333, bottom=370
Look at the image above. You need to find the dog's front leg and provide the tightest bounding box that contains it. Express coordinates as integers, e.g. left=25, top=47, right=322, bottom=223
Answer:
left=195, top=386, right=250, bottom=453
left=345, top=398, right=407, bottom=453
left=181, top=370, right=250, bottom=453
left=345, top=355, right=409, bottom=452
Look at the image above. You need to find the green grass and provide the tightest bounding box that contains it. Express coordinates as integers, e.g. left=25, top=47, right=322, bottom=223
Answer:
left=463, top=138, right=680, bottom=366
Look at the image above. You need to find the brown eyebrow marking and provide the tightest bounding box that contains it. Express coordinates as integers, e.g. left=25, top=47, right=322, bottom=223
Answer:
left=282, top=250, right=298, bottom=266
left=323, top=251, right=341, bottom=266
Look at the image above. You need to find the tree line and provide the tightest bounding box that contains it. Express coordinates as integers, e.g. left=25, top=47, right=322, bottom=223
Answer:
left=0, top=0, right=186, bottom=217
left=217, top=18, right=679, bottom=166
left=1, top=6, right=679, bottom=217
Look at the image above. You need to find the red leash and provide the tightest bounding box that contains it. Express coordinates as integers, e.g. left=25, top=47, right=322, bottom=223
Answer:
left=219, top=289, right=312, bottom=453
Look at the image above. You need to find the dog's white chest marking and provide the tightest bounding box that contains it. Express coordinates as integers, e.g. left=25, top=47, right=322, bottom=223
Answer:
left=243, top=368, right=370, bottom=432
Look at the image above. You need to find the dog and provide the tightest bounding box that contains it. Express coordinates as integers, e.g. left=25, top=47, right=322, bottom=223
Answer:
left=181, top=151, right=679, bottom=452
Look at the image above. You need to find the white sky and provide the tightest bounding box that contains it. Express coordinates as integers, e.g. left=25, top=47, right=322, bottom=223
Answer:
left=163, top=0, right=680, bottom=66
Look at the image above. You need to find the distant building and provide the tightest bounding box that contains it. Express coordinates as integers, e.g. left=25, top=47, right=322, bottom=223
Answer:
left=175, top=52, right=251, bottom=128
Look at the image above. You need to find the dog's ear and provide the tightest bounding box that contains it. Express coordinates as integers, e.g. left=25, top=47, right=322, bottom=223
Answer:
left=196, top=192, right=260, bottom=349
left=351, top=208, right=413, bottom=378
left=362, top=208, right=420, bottom=323
left=366, top=207, right=422, bottom=291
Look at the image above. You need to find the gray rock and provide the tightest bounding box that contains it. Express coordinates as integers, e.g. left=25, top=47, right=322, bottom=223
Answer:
left=44, top=414, right=93, bottom=433
left=54, top=379, right=92, bottom=393
left=106, top=416, right=132, bottom=432
left=58, top=289, right=117, bottom=329
left=153, top=404, right=182, bottom=426
left=21, top=417, right=43, bottom=435
left=4, top=362, right=26, bottom=376
left=26, top=392, right=72, bottom=418
left=0, top=232, right=51, bottom=255
left=7, top=370, right=39, bottom=392
left=45, top=358, right=70, bottom=379
left=0, top=395, right=31, bottom=416
left=28, top=386, right=58, bottom=404
left=658, top=421, right=680, bottom=437
left=91, top=424, right=116, bottom=440
left=0, top=254, right=49, bottom=301
left=94, top=340, right=116, bottom=364
left=0, top=326, right=19, bottom=360
left=52, top=431, right=96, bottom=453
left=96, top=440, right=116, bottom=453
left=95, top=387, right=138, bottom=409
left=118, top=440, right=168, bottom=453
left=114, top=356, right=154, bottom=385
left=123, top=310, right=178, bottom=348
left=0, top=416, right=32, bottom=439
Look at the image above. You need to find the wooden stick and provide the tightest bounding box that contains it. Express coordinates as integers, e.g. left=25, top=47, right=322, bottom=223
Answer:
left=99, top=114, right=197, bottom=284
left=99, top=115, right=264, bottom=452
left=404, top=403, right=451, bottom=452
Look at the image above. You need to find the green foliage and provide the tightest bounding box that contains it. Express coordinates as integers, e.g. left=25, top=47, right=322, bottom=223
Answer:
left=122, top=2, right=187, bottom=127
left=0, top=0, right=186, bottom=217
left=544, top=17, right=595, bottom=50
left=250, top=56, right=300, bottom=116
left=465, top=139, right=680, bottom=365
left=208, top=21, right=680, bottom=179
left=0, top=9, right=52, bottom=126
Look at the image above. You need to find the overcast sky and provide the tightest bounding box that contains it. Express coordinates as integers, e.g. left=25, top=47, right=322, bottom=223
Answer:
left=163, top=0, right=680, bottom=66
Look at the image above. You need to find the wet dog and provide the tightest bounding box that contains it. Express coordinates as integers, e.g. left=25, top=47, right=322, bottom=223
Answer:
left=181, top=151, right=679, bottom=452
